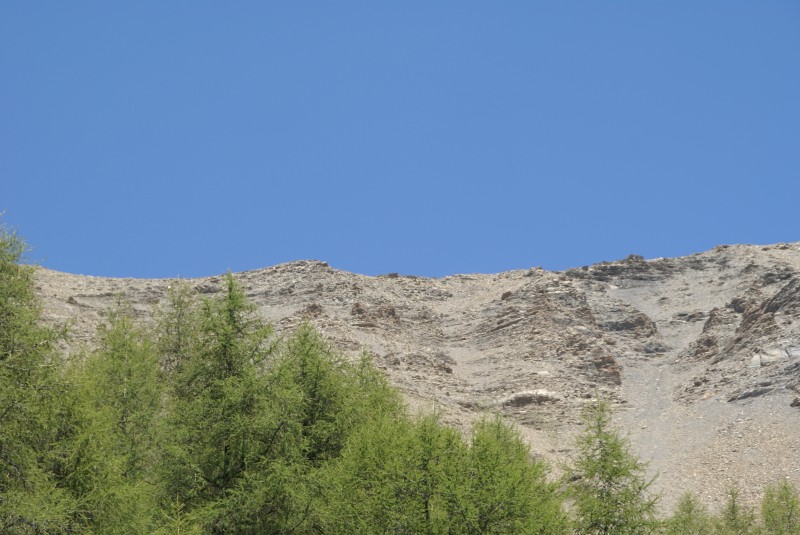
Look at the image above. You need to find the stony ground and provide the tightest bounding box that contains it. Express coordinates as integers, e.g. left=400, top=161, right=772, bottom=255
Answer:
left=34, top=242, right=800, bottom=514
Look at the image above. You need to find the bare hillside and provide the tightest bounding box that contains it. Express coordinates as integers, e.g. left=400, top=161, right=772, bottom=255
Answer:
left=34, top=242, right=800, bottom=513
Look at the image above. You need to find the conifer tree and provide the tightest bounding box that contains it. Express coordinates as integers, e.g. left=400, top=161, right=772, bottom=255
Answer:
left=568, top=399, right=658, bottom=534
left=157, top=274, right=304, bottom=532
left=665, top=493, right=713, bottom=535
left=274, top=324, right=407, bottom=466
left=446, top=415, right=568, bottom=534
left=265, top=328, right=406, bottom=532
left=715, top=488, right=759, bottom=535
left=154, top=281, right=200, bottom=375
left=321, top=412, right=460, bottom=533
left=323, top=411, right=569, bottom=534
left=761, top=479, right=800, bottom=535
left=61, top=304, right=162, bottom=532
left=0, top=223, right=77, bottom=532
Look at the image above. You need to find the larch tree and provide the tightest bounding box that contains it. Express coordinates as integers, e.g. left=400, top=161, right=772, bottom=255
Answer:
left=0, top=224, right=77, bottom=532
left=568, top=399, right=659, bottom=535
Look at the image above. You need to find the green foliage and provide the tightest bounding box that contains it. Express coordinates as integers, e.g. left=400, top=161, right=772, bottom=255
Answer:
left=715, top=488, right=760, bottom=535
left=568, top=399, right=659, bottom=534
left=761, top=480, right=800, bottom=535
left=157, top=273, right=294, bottom=530
left=320, top=412, right=568, bottom=534
left=665, top=493, right=713, bottom=535
left=446, top=415, right=568, bottom=534
left=320, top=412, right=460, bottom=533
left=276, top=325, right=361, bottom=464
left=154, top=281, right=200, bottom=374
left=275, top=324, right=403, bottom=465
left=88, top=304, right=161, bottom=475
left=214, top=331, right=407, bottom=534
left=192, top=273, right=274, bottom=385
left=59, top=303, right=162, bottom=533
left=0, top=223, right=78, bottom=532
left=154, top=279, right=415, bottom=533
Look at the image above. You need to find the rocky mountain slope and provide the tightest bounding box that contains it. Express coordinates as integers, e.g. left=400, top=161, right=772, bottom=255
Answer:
left=34, top=242, right=800, bottom=513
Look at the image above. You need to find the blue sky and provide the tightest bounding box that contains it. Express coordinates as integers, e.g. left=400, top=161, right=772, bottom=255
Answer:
left=3, top=2, right=799, bottom=278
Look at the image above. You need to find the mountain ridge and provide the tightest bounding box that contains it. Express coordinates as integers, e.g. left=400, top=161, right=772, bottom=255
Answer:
left=34, top=241, right=800, bottom=513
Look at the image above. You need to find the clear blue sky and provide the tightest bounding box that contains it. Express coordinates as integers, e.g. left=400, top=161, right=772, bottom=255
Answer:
left=3, top=3, right=799, bottom=278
